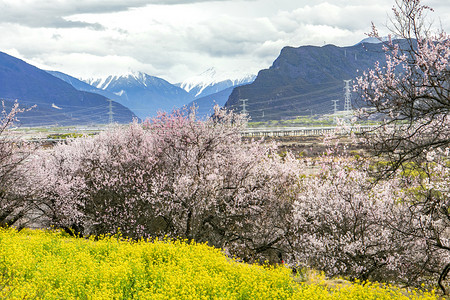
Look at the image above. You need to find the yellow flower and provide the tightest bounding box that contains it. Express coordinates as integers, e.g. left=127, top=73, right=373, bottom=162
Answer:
left=0, top=227, right=438, bottom=300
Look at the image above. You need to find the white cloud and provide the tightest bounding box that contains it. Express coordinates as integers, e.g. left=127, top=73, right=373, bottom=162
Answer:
left=275, top=3, right=386, bottom=31
left=0, top=0, right=448, bottom=83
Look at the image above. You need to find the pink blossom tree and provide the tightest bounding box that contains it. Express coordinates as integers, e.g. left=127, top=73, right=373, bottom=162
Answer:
left=31, top=107, right=303, bottom=263
left=25, top=105, right=449, bottom=289
left=355, top=0, right=450, bottom=293
left=289, top=153, right=446, bottom=287
left=355, top=0, right=450, bottom=177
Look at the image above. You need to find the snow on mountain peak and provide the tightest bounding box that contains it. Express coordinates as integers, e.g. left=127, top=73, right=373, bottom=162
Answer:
left=82, top=71, right=155, bottom=90
left=81, top=68, right=255, bottom=100
left=179, top=67, right=256, bottom=97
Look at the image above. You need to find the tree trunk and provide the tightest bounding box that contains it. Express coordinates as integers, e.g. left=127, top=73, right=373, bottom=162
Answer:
left=438, top=263, right=450, bottom=295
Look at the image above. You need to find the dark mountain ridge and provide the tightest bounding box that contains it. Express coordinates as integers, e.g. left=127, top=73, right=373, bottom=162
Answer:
left=225, top=42, right=388, bottom=121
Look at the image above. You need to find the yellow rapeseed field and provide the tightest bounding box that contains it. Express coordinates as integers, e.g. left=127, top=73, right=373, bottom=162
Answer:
left=0, top=227, right=438, bottom=299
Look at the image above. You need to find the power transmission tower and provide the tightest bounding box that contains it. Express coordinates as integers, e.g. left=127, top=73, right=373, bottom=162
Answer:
left=107, top=99, right=114, bottom=124
left=343, top=80, right=352, bottom=113
left=240, top=99, right=248, bottom=115
left=332, top=99, right=339, bottom=123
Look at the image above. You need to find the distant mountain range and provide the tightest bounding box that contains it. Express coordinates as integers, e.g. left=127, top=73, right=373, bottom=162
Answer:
left=0, top=52, right=136, bottom=127
left=178, top=67, right=256, bottom=99
left=225, top=42, right=388, bottom=121
left=81, top=72, right=192, bottom=119
left=66, top=69, right=255, bottom=120
left=0, top=38, right=393, bottom=127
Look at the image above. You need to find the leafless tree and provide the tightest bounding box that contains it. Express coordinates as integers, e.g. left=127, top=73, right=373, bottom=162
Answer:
left=356, top=0, right=450, bottom=177
left=0, top=101, right=35, bottom=229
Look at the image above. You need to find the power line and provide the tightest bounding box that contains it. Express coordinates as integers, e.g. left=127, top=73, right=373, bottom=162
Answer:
left=228, top=80, right=344, bottom=109
left=227, top=88, right=342, bottom=111
left=228, top=90, right=343, bottom=116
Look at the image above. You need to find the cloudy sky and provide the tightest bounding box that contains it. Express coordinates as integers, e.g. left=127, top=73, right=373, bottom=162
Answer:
left=1, top=0, right=449, bottom=83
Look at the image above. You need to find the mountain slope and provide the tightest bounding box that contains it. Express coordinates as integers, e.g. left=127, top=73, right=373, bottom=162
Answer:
left=0, top=52, right=136, bottom=126
left=225, top=43, right=388, bottom=121
left=47, top=70, right=121, bottom=102
left=187, top=85, right=252, bottom=119
left=83, top=72, right=193, bottom=119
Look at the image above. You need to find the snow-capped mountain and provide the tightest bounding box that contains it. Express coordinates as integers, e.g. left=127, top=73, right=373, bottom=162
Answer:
left=81, top=71, right=193, bottom=119
left=178, top=68, right=256, bottom=99
left=84, top=71, right=162, bottom=90
left=48, top=70, right=121, bottom=101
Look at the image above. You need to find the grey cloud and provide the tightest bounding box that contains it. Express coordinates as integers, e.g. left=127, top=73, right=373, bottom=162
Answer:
left=0, top=3, right=108, bottom=29
left=182, top=16, right=278, bottom=57
left=37, top=18, right=105, bottom=30
left=0, top=0, right=233, bottom=29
